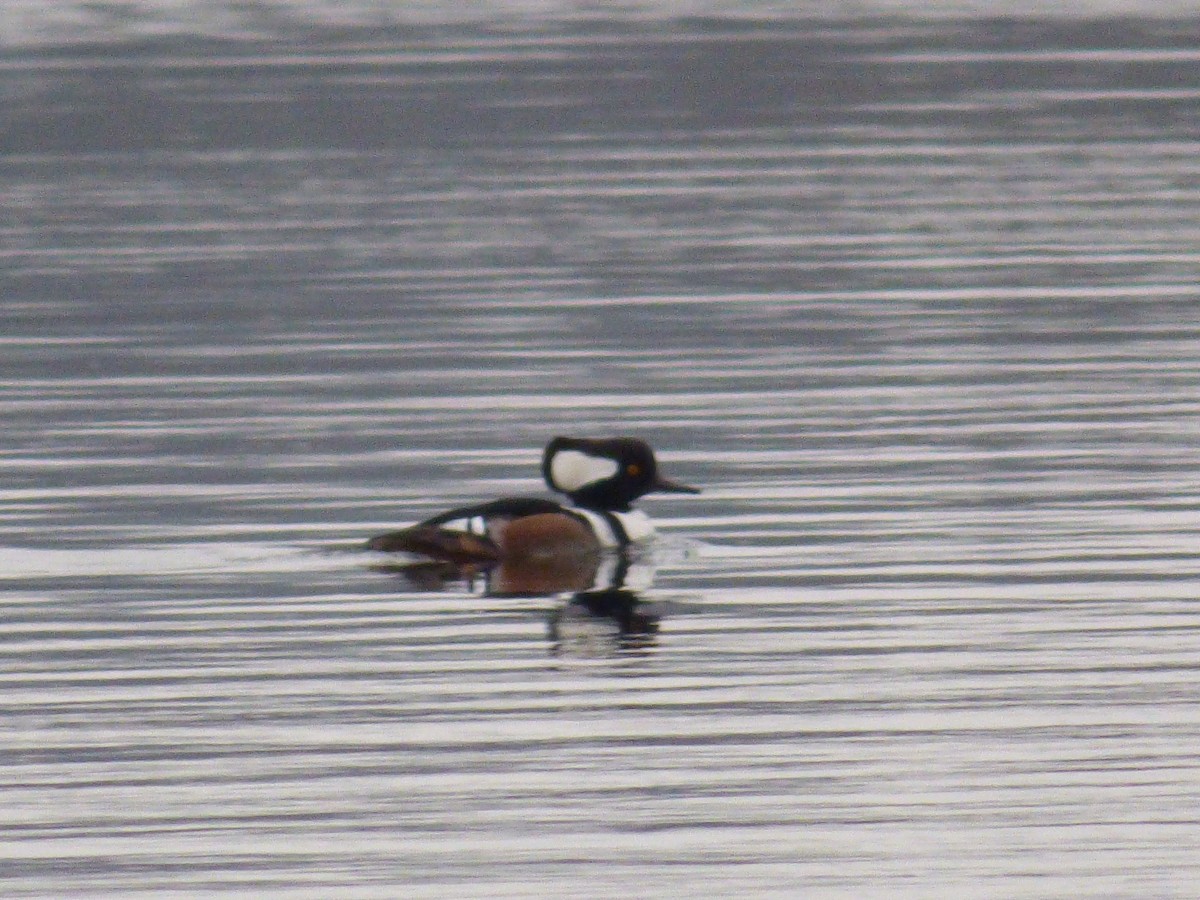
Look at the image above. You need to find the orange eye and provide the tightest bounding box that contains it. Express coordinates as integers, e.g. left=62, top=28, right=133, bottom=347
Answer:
left=627, top=464, right=641, bottom=476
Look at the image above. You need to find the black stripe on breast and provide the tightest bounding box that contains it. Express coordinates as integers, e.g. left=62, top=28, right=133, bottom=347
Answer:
left=597, top=510, right=630, bottom=547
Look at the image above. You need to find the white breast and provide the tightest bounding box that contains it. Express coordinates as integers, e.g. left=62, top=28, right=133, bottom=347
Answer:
left=570, top=508, right=656, bottom=549
left=570, top=508, right=622, bottom=549
left=612, top=509, right=655, bottom=543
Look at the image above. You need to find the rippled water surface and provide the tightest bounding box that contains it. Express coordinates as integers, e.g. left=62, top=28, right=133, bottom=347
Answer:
left=3, top=15, right=1200, bottom=897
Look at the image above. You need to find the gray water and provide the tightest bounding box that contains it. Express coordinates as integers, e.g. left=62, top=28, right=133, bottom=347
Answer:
left=3, top=16, right=1200, bottom=898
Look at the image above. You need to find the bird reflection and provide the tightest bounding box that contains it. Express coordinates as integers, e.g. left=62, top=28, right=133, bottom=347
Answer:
left=546, top=585, right=659, bottom=657
left=370, top=548, right=661, bottom=656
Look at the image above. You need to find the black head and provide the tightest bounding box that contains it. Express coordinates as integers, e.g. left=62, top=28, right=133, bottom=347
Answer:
left=541, top=436, right=700, bottom=512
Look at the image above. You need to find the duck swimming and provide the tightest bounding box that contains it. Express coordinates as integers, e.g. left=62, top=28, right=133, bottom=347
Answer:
left=366, top=436, right=699, bottom=565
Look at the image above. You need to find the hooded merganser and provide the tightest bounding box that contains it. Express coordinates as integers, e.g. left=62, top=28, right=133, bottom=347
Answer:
left=366, top=436, right=699, bottom=565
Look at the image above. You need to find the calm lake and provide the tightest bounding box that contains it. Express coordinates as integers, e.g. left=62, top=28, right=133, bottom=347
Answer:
left=2, top=9, right=1200, bottom=897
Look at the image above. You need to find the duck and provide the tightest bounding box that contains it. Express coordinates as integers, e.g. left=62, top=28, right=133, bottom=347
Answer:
left=366, top=436, right=699, bottom=565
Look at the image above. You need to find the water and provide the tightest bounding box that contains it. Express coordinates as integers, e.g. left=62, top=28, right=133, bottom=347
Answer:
left=3, top=13, right=1200, bottom=897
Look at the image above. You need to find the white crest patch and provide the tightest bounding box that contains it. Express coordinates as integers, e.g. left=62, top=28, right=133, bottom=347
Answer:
left=549, top=449, right=619, bottom=493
